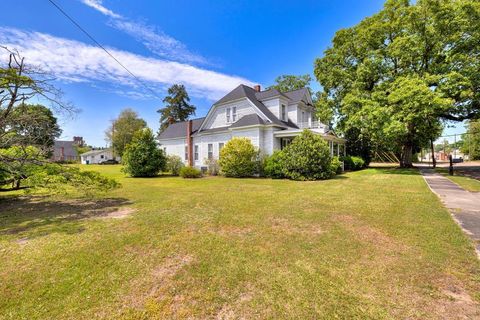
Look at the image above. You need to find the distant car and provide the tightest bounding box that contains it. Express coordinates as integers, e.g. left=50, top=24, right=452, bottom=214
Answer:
left=99, top=159, right=119, bottom=165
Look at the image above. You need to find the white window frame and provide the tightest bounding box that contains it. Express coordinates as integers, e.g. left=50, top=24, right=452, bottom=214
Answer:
left=184, top=145, right=188, bottom=161
left=281, top=104, right=286, bottom=121
left=194, top=145, right=199, bottom=161
left=226, top=107, right=231, bottom=123
left=219, top=142, right=224, bottom=153
left=208, top=143, right=213, bottom=159
left=232, top=106, right=237, bottom=122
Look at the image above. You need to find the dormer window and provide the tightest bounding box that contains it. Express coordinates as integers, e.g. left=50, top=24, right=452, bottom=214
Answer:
left=226, top=108, right=231, bottom=123
left=281, top=104, right=286, bottom=121
left=232, top=107, right=237, bottom=122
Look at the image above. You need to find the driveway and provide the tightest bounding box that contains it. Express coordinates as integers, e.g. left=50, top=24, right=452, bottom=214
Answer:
left=420, top=168, right=480, bottom=256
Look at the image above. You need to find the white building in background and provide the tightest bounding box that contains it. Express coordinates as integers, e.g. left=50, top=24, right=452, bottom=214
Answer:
left=80, top=149, right=120, bottom=164
left=158, top=84, right=346, bottom=169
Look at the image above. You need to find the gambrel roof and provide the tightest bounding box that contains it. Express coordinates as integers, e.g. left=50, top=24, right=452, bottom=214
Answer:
left=158, top=84, right=310, bottom=140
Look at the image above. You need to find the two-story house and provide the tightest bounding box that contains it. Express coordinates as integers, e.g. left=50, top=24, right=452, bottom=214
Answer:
left=158, top=84, right=345, bottom=169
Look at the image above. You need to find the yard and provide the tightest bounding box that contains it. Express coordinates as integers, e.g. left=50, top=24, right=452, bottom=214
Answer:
left=1, top=165, right=479, bottom=319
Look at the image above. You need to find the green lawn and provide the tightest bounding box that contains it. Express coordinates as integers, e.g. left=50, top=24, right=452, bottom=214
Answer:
left=435, top=167, right=480, bottom=192
left=1, top=165, right=479, bottom=319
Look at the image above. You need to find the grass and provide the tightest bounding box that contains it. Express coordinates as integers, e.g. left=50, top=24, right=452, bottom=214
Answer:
left=1, top=165, right=480, bottom=319
left=435, top=167, right=480, bottom=192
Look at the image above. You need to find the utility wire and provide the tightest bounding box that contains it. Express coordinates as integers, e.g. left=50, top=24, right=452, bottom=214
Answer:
left=47, top=0, right=162, bottom=100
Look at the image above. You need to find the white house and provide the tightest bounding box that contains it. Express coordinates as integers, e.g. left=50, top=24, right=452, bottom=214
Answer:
left=80, top=149, right=120, bottom=164
left=158, top=84, right=345, bottom=169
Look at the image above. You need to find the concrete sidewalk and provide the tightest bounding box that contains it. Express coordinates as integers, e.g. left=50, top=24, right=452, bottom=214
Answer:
left=420, top=169, right=480, bottom=256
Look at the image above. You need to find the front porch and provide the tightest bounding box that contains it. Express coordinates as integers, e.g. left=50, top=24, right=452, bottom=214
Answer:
left=274, top=128, right=346, bottom=157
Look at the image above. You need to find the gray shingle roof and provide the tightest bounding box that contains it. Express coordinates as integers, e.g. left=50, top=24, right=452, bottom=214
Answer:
left=53, top=141, right=77, bottom=158
left=283, top=88, right=310, bottom=105
left=254, top=88, right=290, bottom=101
left=80, top=149, right=110, bottom=156
left=230, top=114, right=265, bottom=128
left=158, top=117, right=205, bottom=140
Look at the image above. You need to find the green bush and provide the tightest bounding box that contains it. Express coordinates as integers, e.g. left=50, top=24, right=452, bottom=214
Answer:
left=331, top=156, right=343, bottom=174
left=341, top=155, right=365, bottom=171
left=179, top=166, right=202, bottom=178
left=122, top=128, right=166, bottom=177
left=264, top=150, right=285, bottom=179
left=219, top=137, right=257, bottom=177
left=166, top=155, right=184, bottom=176
left=281, top=130, right=336, bottom=180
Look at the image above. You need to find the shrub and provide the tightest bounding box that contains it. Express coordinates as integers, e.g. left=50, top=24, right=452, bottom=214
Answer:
left=331, top=156, right=343, bottom=174
left=264, top=150, right=285, bottom=179
left=219, top=137, right=257, bottom=177
left=281, top=130, right=335, bottom=180
left=166, top=155, right=184, bottom=176
left=179, top=166, right=202, bottom=178
left=341, top=155, right=365, bottom=171
left=122, top=128, right=166, bottom=177
left=205, top=157, right=220, bottom=176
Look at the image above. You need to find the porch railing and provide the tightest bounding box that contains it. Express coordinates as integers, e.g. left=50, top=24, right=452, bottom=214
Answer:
left=296, top=121, right=329, bottom=132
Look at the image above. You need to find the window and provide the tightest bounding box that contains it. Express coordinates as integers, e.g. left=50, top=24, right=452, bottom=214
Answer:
left=194, top=145, right=199, bottom=161
left=208, top=143, right=213, bottom=159
left=163, top=147, right=167, bottom=153
left=226, top=107, right=231, bottom=122
left=185, top=145, right=188, bottom=160
left=100, top=155, right=104, bottom=159
left=232, top=107, right=237, bottom=122
left=219, top=142, right=224, bottom=152
left=281, top=104, right=286, bottom=121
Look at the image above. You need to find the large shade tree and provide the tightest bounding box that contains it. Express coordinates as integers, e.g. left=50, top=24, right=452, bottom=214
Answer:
left=105, top=108, right=147, bottom=157
left=314, top=0, right=480, bottom=167
left=267, top=74, right=312, bottom=92
left=157, top=84, right=195, bottom=133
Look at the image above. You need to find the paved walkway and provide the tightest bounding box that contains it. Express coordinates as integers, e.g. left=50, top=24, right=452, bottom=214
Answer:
left=420, top=169, right=480, bottom=256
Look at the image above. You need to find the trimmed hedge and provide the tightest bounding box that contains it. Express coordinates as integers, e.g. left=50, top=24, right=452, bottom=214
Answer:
left=341, top=155, right=365, bottom=171
left=179, top=166, right=202, bottom=178
left=219, top=137, right=257, bottom=177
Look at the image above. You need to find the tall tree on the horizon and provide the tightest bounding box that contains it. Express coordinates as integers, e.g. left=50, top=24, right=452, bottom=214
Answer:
left=105, top=108, right=147, bottom=157
left=157, top=84, right=196, bottom=133
left=314, top=0, right=480, bottom=167
left=267, top=74, right=312, bottom=92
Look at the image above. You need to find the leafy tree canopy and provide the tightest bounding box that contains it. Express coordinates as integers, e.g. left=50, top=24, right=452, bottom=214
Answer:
left=268, top=74, right=312, bottom=92
left=157, top=84, right=195, bottom=133
left=314, top=0, right=480, bottom=167
left=122, top=128, right=166, bottom=177
left=105, top=108, right=147, bottom=157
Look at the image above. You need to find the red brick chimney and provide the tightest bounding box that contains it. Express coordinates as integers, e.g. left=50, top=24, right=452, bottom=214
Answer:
left=186, top=120, right=193, bottom=166
left=254, top=84, right=261, bottom=92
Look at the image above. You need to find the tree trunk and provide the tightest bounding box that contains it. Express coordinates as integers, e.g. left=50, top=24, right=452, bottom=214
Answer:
left=430, top=138, right=436, bottom=169
left=400, top=143, right=413, bottom=168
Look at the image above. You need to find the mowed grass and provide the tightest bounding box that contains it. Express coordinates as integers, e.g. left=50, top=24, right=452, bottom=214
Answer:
left=1, top=165, right=480, bottom=319
left=435, top=167, right=480, bottom=192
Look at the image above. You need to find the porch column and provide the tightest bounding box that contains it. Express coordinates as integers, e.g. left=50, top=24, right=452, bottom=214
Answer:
left=337, top=143, right=340, bottom=157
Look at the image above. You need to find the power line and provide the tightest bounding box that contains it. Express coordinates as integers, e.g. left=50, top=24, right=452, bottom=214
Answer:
left=47, top=0, right=162, bottom=100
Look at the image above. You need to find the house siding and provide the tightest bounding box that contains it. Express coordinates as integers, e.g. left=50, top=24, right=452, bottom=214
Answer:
left=203, top=99, right=256, bottom=130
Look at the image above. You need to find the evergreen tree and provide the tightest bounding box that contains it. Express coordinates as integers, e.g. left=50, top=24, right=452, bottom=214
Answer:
left=158, top=84, right=195, bottom=133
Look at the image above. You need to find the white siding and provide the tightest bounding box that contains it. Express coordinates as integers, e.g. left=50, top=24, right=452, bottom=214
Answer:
left=81, top=150, right=117, bottom=164
left=159, top=138, right=188, bottom=163
left=263, top=98, right=280, bottom=119
left=192, top=132, right=230, bottom=167
left=203, top=99, right=256, bottom=129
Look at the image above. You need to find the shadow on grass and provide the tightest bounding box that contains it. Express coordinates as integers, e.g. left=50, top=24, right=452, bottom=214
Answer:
left=0, top=196, right=132, bottom=239
left=368, top=166, right=420, bottom=175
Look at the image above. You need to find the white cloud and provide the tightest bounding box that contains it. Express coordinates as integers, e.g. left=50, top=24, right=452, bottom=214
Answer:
left=0, top=27, right=252, bottom=101
left=81, top=0, right=121, bottom=18
left=80, top=0, right=207, bottom=64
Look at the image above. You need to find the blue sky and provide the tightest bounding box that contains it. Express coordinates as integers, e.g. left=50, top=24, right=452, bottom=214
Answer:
left=2, top=0, right=465, bottom=146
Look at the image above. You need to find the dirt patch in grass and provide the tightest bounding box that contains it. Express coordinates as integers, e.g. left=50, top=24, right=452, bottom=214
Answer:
left=124, top=254, right=194, bottom=311
left=269, top=217, right=324, bottom=236
left=215, top=283, right=255, bottom=320
left=94, top=207, right=136, bottom=219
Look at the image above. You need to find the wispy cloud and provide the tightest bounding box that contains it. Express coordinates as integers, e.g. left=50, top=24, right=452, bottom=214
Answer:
left=0, top=27, right=252, bottom=101
left=81, top=0, right=121, bottom=18
left=80, top=0, right=207, bottom=65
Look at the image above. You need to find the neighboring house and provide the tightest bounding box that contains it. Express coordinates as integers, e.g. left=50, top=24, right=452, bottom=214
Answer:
left=51, top=140, right=79, bottom=162
left=51, top=136, right=86, bottom=162
left=158, top=84, right=346, bottom=169
left=80, top=149, right=120, bottom=164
